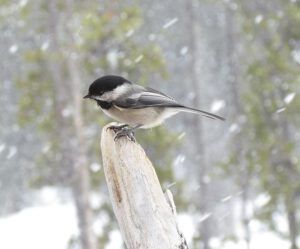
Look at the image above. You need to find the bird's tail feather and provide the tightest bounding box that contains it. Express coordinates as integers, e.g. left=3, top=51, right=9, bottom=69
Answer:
left=178, top=106, right=225, bottom=121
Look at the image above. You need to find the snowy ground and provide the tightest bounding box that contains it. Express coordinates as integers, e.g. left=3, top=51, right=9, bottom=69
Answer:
left=0, top=204, right=77, bottom=249
left=0, top=188, right=291, bottom=249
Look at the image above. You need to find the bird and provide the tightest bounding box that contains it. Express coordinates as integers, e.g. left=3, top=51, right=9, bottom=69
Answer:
left=84, top=75, right=225, bottom=141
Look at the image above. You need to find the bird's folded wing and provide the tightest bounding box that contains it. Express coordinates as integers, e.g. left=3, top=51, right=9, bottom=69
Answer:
left=114, top=87, right=182, bottom=109
left=113, top=87, right=225, bottom=121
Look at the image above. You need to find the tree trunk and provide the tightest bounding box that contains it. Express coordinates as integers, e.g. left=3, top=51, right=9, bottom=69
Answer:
left=101, top=123, right=188, bottom=249
left=224, top=4, right=252, bottom=248
left=65, top=1, right=96, bottom=248
left=287, top=206, right=298, bottom=249
left=185, top=1, right=210, bottom=248
left=47, top=1, right=96, bottom=248
left=67, top=56, right=96, bottom=249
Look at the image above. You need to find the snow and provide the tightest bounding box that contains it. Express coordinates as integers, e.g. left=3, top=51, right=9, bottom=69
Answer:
left=209, top=237, right=222, bottom=248
left=292, top=50, right=300, bottom=64
left=19, top=0, right=28, bottom=7
left=6, top=146, right=17, bottom=159
left=0, top=188, right=292, bottom=249
left=90, top=192, right=103, bottom=209
left=125, top=29, right=134, bottom=37
left=148, top=33, right=156, bottom=41
left=106, top=50, right=119, bottom=69
left=254, top=193, right=271, bottom=207
left=221, top=195, right=232, bottom=203
left=229, top=123, right=240, bottom=133
left=41, top=41, right=49, bottom=51
left=61, top=107, right=72, bottom=117
left=174, top=154, right=186, bottom=166
left=198, top=212, right=212, bottom=223
left=178, top=214, right=195, bottom=244
left=202, top=175, right=211, bottom=184
left=163, top=18, right=178, bottom=29
left=166, top=182, right=177, bottom=189
left=105, top=230, right=123, bottom=249
left=0, top=204, right=77, bottom=249
left=284, top=92, right=296, bottom=104
left=249, top=232, right=290, bottom=249
left=9, top=45, right=18, bottom=54
left=210, top=100, right=225, bottom=112
left=0, top=204, right=292, bottom=249
left=276, top=107, right=286, bottom=113
left=180, top=46, right=189, bottom=56
left=255, top=15, right=264, bottom=24
left=134, top=54, right=144, bottom=63
left=0, top=143, right=6, bottom=153
left=177, top=132, right=186, bottom=140
left=90, top=162, right=101, bottom=172
left=42, top=143, right=50, bottom=153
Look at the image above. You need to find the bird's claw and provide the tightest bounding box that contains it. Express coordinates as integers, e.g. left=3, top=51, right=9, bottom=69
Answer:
left=107, top=124, right=129, bottom=133
left=114, top=128, right=136, bottom=142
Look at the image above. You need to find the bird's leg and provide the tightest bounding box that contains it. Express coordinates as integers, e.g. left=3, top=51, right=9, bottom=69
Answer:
left=107, top=124, right=129, bottom=133
left=114, top=125, right=141, bottom=142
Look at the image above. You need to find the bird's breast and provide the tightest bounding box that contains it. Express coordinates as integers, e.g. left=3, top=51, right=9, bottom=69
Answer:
left=101, top=105, right=168, bottom=128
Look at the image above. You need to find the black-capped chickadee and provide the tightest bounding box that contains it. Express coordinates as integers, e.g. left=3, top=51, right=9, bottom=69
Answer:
left=84, top=75, right=225, bottom=141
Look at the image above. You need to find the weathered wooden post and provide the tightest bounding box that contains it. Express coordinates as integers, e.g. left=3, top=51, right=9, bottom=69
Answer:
left=101, top=123, right=188, bottom=249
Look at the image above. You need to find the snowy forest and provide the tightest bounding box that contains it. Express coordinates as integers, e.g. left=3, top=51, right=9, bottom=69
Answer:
left=1, top=0, right=300, bottom=248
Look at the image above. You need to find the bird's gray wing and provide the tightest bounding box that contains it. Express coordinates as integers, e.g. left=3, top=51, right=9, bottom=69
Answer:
left=114, top=86, right=225, bottom=121
left=114, top=86, right=182, bottom=109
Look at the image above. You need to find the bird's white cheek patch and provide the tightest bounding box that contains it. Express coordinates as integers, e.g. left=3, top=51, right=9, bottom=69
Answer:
left=96, top=83, right=130, bottom=101
left=112, top=83, right=131, bottom=98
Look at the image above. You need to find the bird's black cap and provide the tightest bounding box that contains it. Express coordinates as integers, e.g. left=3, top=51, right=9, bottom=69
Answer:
left=84, top=75, right=131, bottom=98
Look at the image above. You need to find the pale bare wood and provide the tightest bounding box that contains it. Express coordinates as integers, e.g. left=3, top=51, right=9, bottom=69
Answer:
left=101, top=123, right=188, bottom=249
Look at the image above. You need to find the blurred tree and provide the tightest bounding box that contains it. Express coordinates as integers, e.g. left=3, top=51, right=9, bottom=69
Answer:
left=185, top=1, right=211, bottom=248
left=221, top=2, right=253, bottom=248
left=236, top=1, right=300, bottom=248
left=14, top=0, right=178, bottom=248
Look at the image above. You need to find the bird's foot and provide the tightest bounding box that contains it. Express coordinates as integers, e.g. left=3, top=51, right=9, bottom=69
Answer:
left=114, top=127, right=136, bottom=142
left=107, top=124, right=129, bottom=133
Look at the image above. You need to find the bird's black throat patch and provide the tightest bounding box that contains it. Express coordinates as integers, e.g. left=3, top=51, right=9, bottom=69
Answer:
left=97, top=100, right=112, bottom=110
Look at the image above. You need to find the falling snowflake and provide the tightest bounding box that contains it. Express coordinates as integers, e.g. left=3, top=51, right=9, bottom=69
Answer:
left=19, top=0, right=28, bottom=7
left=90, top=163, right=101, bottom=172
left=210, top=100, right=225, bottom=112
left=255, top=15, right=263, bottom=24
left=0, top=144, right=6, bottom=153
left=6, top=146, right=17, bottom=159
left=9, top=45, right=18, bottom=54
left=61, top=107, right=72, bottom=118
left=41, top=41, right=49, bottom=51
left=107, top=50, right=119, bottom=69
left=221, top=195, right=232, bottom=202
left=292, top=50, right=300, bottom=64
left=229, top=123, right=239, bottom=133
left=284, top=92, right=296, bottom=104
left=276, top=107, right=286, bottom=113
left=163, top=18, right=178, bottom=29
left=134, top=55, right=144, bottom=63
left=125, top=29, right=134, bottom=37
left=198, top=213, right=212, bottom=223
left=177, top=132, right=186, bottom=140
left=180, top=46, right=189, bottom=56
left=148, top=34, right=156, bottom=41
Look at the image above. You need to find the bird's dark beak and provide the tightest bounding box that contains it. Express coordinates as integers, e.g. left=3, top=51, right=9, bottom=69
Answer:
left=83, top=94, right=91, bottom=99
